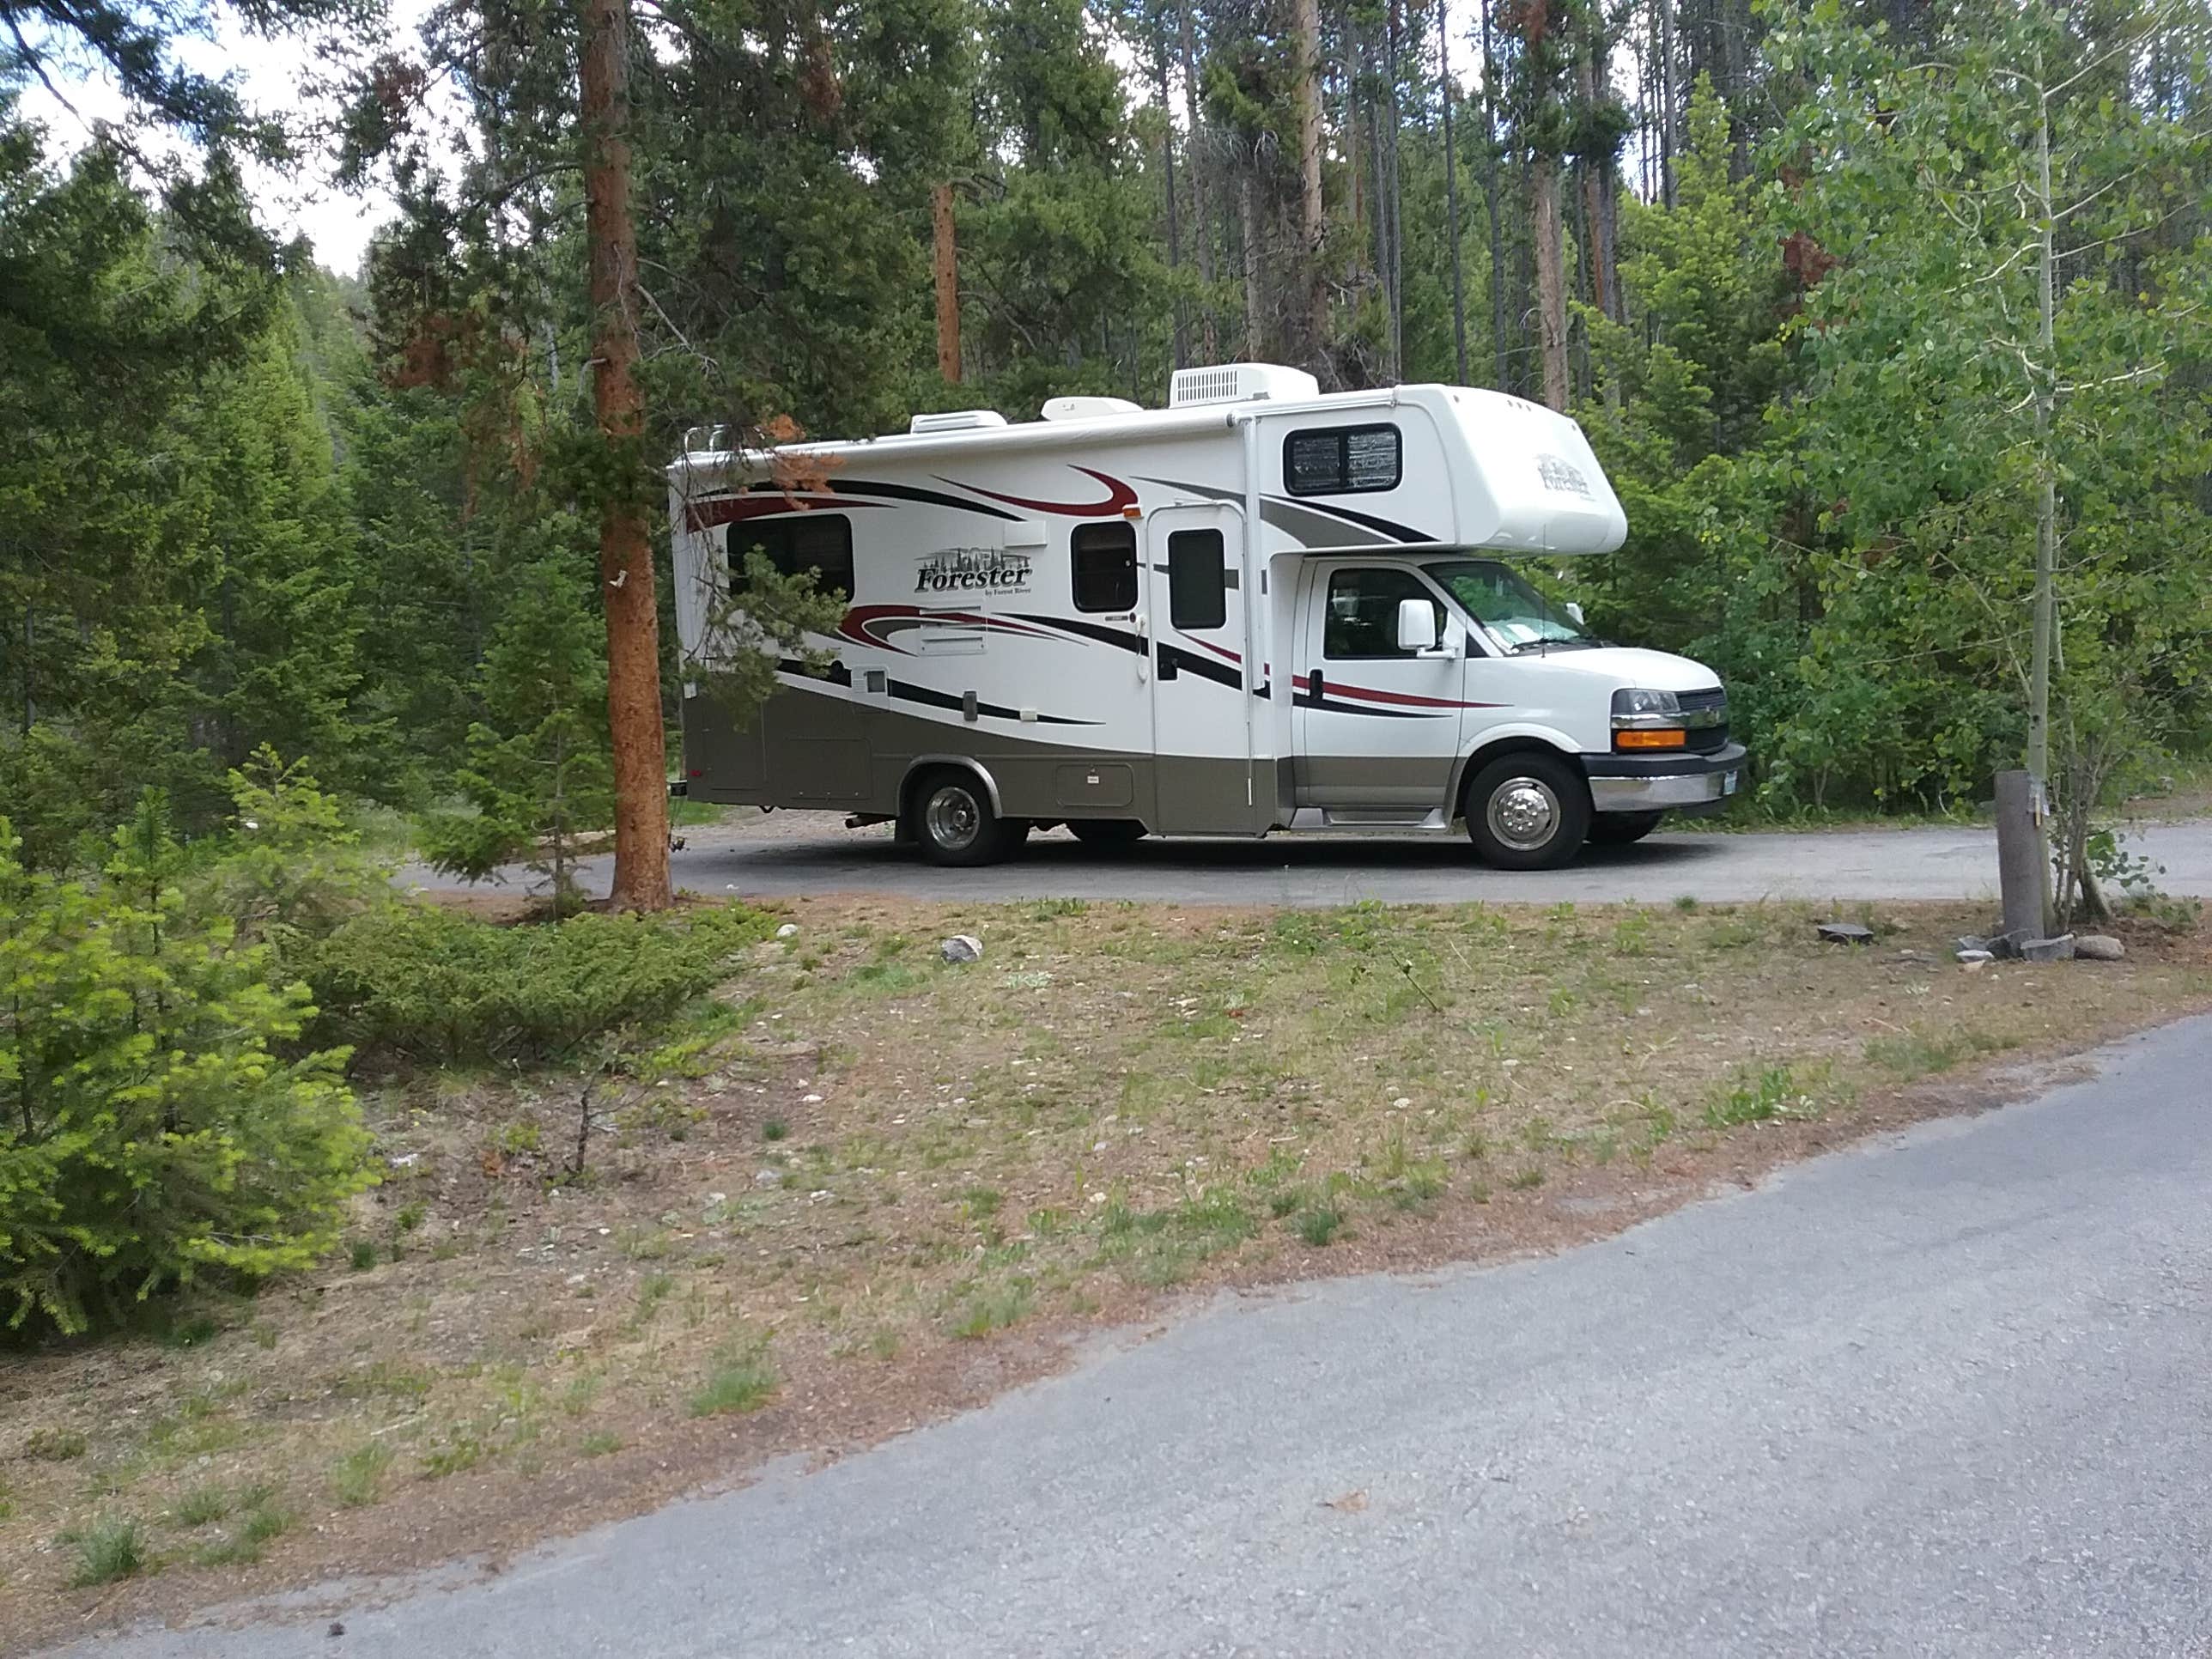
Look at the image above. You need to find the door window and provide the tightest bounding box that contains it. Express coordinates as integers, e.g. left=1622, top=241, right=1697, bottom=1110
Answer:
left=1322, top=568, right=1443, bottom=659
left=1167, top=529, right=1227, bottom=630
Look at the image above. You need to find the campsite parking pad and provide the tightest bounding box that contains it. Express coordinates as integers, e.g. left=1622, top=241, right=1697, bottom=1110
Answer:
left=404, top=813, right=2212, bottom=908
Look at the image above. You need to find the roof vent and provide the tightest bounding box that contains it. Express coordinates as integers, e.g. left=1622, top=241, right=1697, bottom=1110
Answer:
left=908, top=410, right=1009, bottom=435
left=1168, top=362, right=1321, bottom=409
left=1041, top=395, right=1142, bottom=422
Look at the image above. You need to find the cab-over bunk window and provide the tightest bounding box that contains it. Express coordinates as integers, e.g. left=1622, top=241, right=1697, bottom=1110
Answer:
left=1284, top=424, right=1401, bottom=495
left=731, top=513, right=854, bottom=598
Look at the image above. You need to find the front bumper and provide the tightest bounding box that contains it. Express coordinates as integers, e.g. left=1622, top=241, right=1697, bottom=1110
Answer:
left=1584, top=742, right=1747, bottom=814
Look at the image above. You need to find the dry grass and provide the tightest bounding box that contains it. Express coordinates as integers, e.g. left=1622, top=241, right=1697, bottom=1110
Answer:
left=2, top=896, right=2205, bottom=1650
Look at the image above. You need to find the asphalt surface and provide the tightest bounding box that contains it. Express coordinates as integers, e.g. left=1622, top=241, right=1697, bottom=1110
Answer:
left=403, top=813, right=2212, bottom=909
left=73, top=1014, right=2212, bottom=1659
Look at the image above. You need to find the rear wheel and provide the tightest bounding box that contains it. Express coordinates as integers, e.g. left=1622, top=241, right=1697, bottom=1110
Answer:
left=913, top=770, right=1024, bottom=866
left=1464, top=752, right=1592, bottom=871
left=1067, top=818, right=1147, bottom=848
left=1587, top=811, right=1662, bottom=847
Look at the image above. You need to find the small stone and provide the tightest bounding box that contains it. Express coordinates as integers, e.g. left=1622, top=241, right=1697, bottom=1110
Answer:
left=1391, top=1096, right=1413, bottom=1109
left=775, top=922, right=799, bottom=939
left=1954, top=949, right=1994, bottom=964
left=1954, top=935, right=1991, bottom=956
left=2075, top=934, right=2125, bottom=962
left=754, top=1168, right=783, bottom=1186
left=940, top=934, right=984, bottom=963
left=1816, top=921, right=1875, bottom=945
left=2021, top=934, right=2076, bottom=963
left=803, top=1093, right=824, bottom=1103
left=329, top=1622, right=346, bottom=1639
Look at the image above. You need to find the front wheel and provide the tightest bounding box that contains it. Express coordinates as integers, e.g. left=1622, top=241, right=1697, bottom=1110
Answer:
left=1587, top=811, right=1662, bottom=847
left=914, top=771, right=1024, bottom=866
left=1464, top=752, right=1592, bottom=871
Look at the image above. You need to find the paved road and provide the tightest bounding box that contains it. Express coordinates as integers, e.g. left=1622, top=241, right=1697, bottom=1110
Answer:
left=404, top=814, right=2212, bottom=908
left=78, top=1016, right=2212, bottom=1658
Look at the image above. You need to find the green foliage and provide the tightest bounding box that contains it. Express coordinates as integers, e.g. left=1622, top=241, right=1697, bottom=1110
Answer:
left=297, top=901, right=776, bottom=1065
left=0, top=815, right=374, bottom=1338
left=688, top=1340, right=778, bottom=1415
left=64, top=1516, right=148, bottom=1588
left=418, top=551, right=615, bottom=912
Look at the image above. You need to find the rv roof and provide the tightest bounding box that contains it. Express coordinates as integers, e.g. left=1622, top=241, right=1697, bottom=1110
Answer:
left=673, top=383, right=1438, bottom=473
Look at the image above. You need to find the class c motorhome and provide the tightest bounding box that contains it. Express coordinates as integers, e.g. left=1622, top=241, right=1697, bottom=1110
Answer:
left=669, top=363, right=1745, bottom=869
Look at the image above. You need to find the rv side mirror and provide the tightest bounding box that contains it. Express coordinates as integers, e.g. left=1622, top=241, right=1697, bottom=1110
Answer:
left=1395, top=598, right=1438, bottom=653
left=1565, top=601, right=1586, bottom=626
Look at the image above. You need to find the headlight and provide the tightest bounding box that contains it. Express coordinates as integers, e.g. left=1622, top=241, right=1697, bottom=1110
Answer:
left=1611, top=687, right=1683, bottom=729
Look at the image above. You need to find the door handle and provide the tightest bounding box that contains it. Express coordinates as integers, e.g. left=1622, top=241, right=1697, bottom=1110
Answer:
left=1308, top=669, right=1324, bottom=704
left=1134, top=612, right=1148, bottom=683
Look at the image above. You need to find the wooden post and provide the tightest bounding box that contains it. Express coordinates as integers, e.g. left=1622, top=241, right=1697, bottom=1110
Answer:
left=1995, top=769, right=2052, bottom=942
left=933, top=183, right=961, bottom=384
left=580, top=0, right=672, bottom=912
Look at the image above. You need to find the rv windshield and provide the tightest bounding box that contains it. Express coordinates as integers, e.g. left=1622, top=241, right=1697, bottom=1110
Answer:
left=1427, top=559, right=1593, bottom=653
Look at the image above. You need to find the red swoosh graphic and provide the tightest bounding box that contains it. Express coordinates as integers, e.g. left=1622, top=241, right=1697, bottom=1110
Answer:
left=937, top=465, right=1138, bottom=518
left=1291, top=673, right=1502, bottom=710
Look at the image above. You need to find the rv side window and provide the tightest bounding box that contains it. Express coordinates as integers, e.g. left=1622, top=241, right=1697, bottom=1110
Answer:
left=731, top=513, right=854, bottom=598
left=1071, top=522, right=1138, bottom=612
left=1167, top=530, right=1228, bottom=631
left=1323, top=568, right=1442, bottom=659
left=1284, top=424, right=1401, bottom=496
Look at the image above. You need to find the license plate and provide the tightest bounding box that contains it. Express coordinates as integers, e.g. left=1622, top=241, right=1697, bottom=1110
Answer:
left=1722, top=771, right=1740, bottom=796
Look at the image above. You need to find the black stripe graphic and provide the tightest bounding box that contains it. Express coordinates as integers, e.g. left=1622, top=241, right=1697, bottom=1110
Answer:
left=1010, top=614, right=1146, bottom=654
left=1294, top=686, right=1446, bottom=720
left=1158, top=643, right=1243, bottom=690
left=884, top=679, right=1095, bottom=726
left=1272, top=495, right=1431, bottom=543
left=779, top=478, right=1024, bottom=522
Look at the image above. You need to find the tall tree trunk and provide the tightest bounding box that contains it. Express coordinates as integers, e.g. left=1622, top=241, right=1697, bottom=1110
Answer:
left=1291, top=0, right=1328, bottom=368
left=1530, top=151, right=1569, bottom=410
left=1240, top=169, right=1264, bottom=358
left=1441, top=2, right=1468, bottom=383
left=1155, top=27, right=1188, bottom=371
left=1385, top=0, right=1405, bottom=379
left=1657, top=0, right=1676, bottom=204
left=580, top=0, right=672, bottom=912
left=1480, top=0, right=1508, bottom=390
left=1177, top=0, right=1218, bottom=362
left=933, top=182, right=961, bottom=382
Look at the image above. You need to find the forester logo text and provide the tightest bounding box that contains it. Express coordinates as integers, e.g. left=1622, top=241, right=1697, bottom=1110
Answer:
left=915, top=548, right=1033, bottom=594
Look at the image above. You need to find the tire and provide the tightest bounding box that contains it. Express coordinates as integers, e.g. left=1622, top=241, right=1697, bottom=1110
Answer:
left=1586, top=811, right=1662, bottom=847
left=1067, top=818, right=1147, bottom=848
left=1464, top=751, right=1592, bottom=871
left=912, top=770, right=1023, bottom=866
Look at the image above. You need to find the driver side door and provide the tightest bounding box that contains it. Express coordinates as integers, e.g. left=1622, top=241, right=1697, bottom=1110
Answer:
left=1291, top=562, right=1472, bottom=810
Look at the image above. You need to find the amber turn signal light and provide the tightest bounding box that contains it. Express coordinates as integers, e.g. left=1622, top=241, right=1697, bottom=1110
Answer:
left=1614, top=728, right=1686, bottom=750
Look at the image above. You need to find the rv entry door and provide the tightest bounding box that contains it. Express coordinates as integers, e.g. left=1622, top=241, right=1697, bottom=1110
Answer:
left=1145, top=503, right=1260, bottom=833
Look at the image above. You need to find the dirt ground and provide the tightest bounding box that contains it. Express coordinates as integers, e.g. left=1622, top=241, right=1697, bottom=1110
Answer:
left=3, top=896, right=2207, bottom=1655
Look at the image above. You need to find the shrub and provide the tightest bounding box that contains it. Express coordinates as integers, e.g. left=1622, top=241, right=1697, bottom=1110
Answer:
left=297, top=901, right=775, bottom=1065
left=0, top=816, right=373, bottom=1338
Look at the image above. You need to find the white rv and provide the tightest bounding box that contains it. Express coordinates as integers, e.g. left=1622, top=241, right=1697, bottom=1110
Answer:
left=669, top=364, right=1742, bottom=869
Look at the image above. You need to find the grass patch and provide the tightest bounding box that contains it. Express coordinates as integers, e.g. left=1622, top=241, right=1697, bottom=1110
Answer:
left=1291, top=1205, right=1345, bottom=1247
left=26, top=1428, right=88, bottom=1462
left=331, top=1442, right=394, bottom=1508
left=689, top=1341, right=778, bottom=1417
left=64, top=1517, right=148, bottom=1588
left=949, top=1279, right=1035, bottom=1338
left=173, top=1486, right=233, bottom=1528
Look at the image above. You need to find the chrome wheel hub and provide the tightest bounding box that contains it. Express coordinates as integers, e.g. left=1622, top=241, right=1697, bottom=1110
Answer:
left=926, top=787, right=981, bottom=850
left=1487, top=777, right=1561, bottom=852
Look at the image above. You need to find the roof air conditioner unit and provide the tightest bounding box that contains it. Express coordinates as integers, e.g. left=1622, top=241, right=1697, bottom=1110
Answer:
left=1168, top=362, right=1321, bottom=409
left=1040, top=396, right=1142, bottom=422
left=908, top=410, right=1009, bottom=435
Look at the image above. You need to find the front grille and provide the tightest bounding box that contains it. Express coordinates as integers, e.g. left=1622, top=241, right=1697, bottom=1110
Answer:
left=1679, top=685, right=1728, bottom=754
